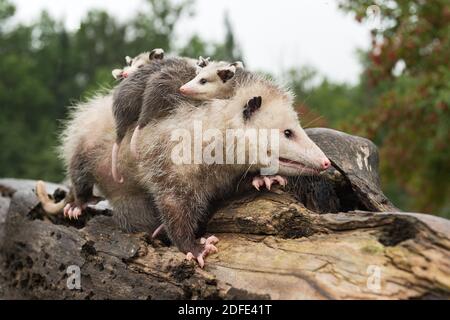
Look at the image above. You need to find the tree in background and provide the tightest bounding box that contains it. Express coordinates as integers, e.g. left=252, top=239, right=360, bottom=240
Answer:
left=0, top=0, right=242, bottom=182
left=179, top=11, right=243, bottom=62
left=1, top=0, right=448, bottom=218
left=337, top=0, right=450, bottom=217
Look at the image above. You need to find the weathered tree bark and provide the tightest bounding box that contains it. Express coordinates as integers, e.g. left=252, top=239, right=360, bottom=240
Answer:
left=1, top=179, right=449, bottom=299
left=0, top=129, right=449, bottom=299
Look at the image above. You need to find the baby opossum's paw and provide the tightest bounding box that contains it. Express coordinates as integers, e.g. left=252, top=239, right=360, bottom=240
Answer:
left=252, top=175, right=287, bottom=191
left=186, top=236, right=220, bottom=268
left=63, top=203, right=83, bottom=220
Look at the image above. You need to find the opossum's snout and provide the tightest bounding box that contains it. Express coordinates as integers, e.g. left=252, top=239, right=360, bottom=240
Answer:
left=179, top=85, right=197, bottom=96
left=277, top=127, right=331, bottom=175
left=321, top=158, right=331, bottom=170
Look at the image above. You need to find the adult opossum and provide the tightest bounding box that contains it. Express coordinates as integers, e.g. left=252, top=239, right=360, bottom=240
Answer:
left=111, top=56, right=244, bottom=182
left=45, top=71, right=330, bottom=267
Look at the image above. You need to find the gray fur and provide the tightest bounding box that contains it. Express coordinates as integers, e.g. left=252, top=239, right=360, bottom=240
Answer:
left=112, top=57, right=198, bottom=143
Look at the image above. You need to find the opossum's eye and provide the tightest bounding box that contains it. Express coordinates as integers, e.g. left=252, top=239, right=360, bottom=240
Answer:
left=137, top=65, right=144, bottom=69
left=284, top=129, right=294, bottom=139
left=199, top=78, right=207, bottom=85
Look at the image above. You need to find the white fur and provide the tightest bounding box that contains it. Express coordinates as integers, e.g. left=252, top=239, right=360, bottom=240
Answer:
left=180, top=61, right=243, bottom=100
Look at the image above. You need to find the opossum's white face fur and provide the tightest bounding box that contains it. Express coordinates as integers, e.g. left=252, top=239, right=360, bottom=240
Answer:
left=179, top=61, right=243, bottom=100
left=112, top=50, right=161, bottom=80
left=229, top=81, right=330, bottom=176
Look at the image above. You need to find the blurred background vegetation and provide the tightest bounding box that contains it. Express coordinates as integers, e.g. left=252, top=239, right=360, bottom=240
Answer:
left=0, top=0, right=448, bottom=217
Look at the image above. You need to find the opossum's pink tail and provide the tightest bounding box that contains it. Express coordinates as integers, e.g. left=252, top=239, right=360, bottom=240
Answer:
left=111, top=142, right=124, bottom=183
left=130, top=126, right=140, bottom=158
left=152, top=224, right=164, bottom=238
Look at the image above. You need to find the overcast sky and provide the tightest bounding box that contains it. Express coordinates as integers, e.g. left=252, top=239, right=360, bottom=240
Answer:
left=12, top=0, right=372, bottom=84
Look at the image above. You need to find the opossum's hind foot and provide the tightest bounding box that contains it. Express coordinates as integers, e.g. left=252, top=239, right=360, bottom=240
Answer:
left=252, top=175, right=287, bottom=191
left=63, top=203, right=83, bottom=220
left=111, top=142, right=124, bottom=183
left=130, top=126, right=140, bottom=158
left=200, top=235, right=219, bottom=246
left=186, top=236, right=220, bottom=268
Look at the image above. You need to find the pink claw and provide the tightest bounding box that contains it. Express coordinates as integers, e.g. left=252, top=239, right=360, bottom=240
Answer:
left=72, top=207, right=82, bottom=219
left=263, top=176, right=272, bottom=190
left=251, top=175, right=288, bottom=191
left=186, top=235, right=220, bottom=268
left=205, top=235, right=219, bottom=245
left=251, top=176, right=265, bottom=191
left=63, top=203, right=83, bottom=220
left=273, top=175, right=287, bottom=186
left=186, top=252, right=195, bottom=260
left=63, top=203, right=71, bottom=217
left=252, top=179, right=260, bottom=190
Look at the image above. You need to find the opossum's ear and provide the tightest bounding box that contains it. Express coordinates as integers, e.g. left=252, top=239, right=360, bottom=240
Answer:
left=125, top=56, right=133, bottom=66
left=243, top=96, right=262, bottom=121
left=217, top=65, right=236, bottom=83
left=230, top=61, right=244, bottom=69
left=197, top=56, right=210, bottom=68
left=149, top=48, right=164, bottom=60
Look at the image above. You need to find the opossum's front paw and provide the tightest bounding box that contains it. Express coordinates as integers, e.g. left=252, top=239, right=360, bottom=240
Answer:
left=186, top=236, right=219, bottom=268
left=252, top=175, right=287, bottom=191
left=63, top=203, right=83, bottom=220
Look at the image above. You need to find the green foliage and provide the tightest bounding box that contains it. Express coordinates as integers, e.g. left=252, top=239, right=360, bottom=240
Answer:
left=178, top=12, right=243, bottom=62
left=337, top=0, right=450, bottom=217
left=284, top=1, right=449, bottom=217
left=1, top=0, right=447, bottom=218
left=0, top=0, right=240, bottom=182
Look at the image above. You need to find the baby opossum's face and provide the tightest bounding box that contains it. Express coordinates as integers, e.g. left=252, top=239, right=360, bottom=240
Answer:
left=241, top=94, right=330, bottom=176
left=112, top=52, right=152, bottom=80
left=122, top=53, right=151, bottom=78
left=179, top=62, right=241, bottom=100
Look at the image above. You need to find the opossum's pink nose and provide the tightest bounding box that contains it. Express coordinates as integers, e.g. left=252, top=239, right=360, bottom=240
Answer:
left=122, top=71, right=128, bottom=78
left=179, top=86, right=189, bottom=94
left=321, top=158, right=331, bottom=170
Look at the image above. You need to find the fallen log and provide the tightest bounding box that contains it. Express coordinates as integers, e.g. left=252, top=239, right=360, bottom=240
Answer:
left=0, top=129, right=448, bottom=299
left=1, top=180, right=449, bottom=299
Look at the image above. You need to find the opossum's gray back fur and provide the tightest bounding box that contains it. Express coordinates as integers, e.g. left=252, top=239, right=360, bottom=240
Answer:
left=112, top=57, right=198, bottom=141
left=138, top=58, right=200, bottom=125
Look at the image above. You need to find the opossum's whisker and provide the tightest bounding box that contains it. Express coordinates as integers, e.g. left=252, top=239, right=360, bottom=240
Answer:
left=236, top=162, right=255, bottom=191
left=303, top=115, right=324, bottom=129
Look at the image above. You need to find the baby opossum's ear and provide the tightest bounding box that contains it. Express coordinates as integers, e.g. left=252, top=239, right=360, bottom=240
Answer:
left=197, top=56, right=210, bottom=68
left=230, top=61, right=244, bottom=69
left=217, top=65, right=237, bottom=83
left=243, top=96, right=262, bottom=121
left=125, top=56, right=133, bottom=66
left=149, top=48, right=164, bottom=60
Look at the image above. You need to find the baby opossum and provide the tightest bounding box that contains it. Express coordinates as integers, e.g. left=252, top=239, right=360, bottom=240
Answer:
left=57, top=71, right=330, bottom=267
left=112, top=48, right=165, bottom=80
left=111, top=56, right=244, bottom=183
left=179, top=59, right=244, bottom=100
